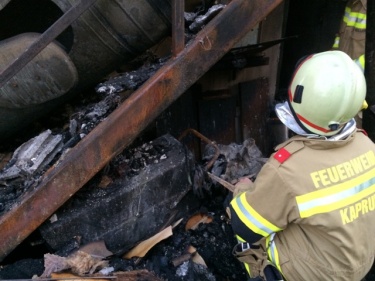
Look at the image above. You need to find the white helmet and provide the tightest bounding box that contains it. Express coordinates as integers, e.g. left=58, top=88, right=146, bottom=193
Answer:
left=288, top=50, right=366, bottom=136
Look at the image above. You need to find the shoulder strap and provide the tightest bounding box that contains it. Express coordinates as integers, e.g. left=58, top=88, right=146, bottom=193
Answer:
left=272, top=140, right=305, bottom=165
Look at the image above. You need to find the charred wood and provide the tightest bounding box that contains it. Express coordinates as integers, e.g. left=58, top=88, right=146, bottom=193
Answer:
left=38, top=134, right=198, bottom=256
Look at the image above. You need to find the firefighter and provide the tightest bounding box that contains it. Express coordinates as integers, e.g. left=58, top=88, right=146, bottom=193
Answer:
left=332, top=0, right=367, bottom=128
left=228, top=50, right=375, bottom=281
left=332, top=0, right=366, bottom=71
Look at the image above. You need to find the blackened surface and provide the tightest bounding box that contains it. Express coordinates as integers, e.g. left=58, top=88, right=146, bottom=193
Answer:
left=0, top=259, right=44, bottom=279
left=104, top=196, right=248, bottom=281
left=0, top=184, right=248, bottom=281
left=38, top=134, right=198, bottom=254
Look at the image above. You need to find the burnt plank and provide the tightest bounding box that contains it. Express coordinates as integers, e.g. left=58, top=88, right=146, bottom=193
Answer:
left=38, top=134, right=198, bottom=254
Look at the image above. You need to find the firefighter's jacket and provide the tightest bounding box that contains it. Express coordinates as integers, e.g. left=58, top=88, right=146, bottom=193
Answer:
left=230, top=130, right=375, bottom=281
left=332, top=0, right=366, bottom=65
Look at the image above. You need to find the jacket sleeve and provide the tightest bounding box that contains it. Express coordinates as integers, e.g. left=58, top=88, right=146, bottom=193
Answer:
left=229, top=203, right=263, bottom=243
left=229, top=161, right=298, bottom=243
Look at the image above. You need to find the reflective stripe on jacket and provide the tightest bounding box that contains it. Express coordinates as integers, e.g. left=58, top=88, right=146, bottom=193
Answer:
left=332, top=0, right=366, bottom=61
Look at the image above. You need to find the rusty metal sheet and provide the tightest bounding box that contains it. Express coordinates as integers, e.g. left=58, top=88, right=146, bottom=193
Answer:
left=0, top=0, right=283, bottom=261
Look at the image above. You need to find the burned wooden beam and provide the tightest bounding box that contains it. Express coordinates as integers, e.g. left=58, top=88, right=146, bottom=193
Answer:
left=38, top=134, right=197, bottom=255
left=172, top=0, right=185, bottom=56
left=0, top=0, right=283, bottom=262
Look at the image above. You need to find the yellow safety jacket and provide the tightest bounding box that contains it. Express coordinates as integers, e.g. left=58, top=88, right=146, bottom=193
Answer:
left=332, top=0, right=366, bottom=70
left=230, top=130, right=375, bottom=281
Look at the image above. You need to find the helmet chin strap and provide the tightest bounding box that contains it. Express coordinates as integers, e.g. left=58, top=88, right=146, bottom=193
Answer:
left=327, top=119, right=357, bottom=141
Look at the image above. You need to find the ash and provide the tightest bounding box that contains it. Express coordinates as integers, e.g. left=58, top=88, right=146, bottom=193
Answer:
left=109, top=140, right=169, bottom=178
left=0, top=215, right=248, bottom=281
left=0, top=88, right=250, bottom=281
left=96, top=198, right=248, bottom=281
left=0, top=91, right=123, bottom=215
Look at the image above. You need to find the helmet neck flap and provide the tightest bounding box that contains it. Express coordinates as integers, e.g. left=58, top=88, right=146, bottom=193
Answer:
left=275, top=101, right=357, bottom=141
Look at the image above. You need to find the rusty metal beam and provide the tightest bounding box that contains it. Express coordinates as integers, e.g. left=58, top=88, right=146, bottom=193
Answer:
left=172, top=0, right=185, bottom=57
left=0, top=0, right=283, bottom=261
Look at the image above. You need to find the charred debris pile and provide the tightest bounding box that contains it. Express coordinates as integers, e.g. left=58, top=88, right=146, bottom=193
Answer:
left=0, top=1, right=229, bottom=215
left=0, top=5, right=268, bottom=281
left=1, top=2, right=374, bottom=279
left=0, top=87, right=266, bottom=280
